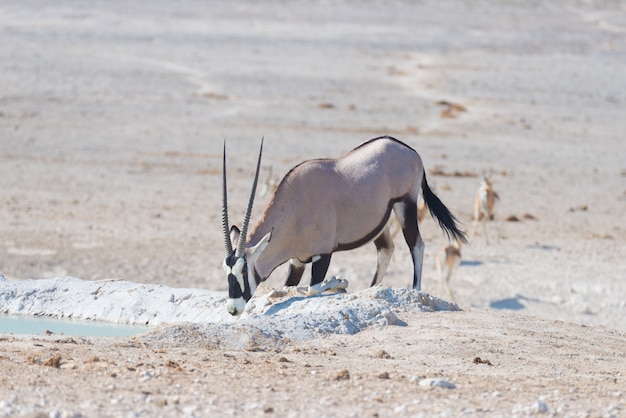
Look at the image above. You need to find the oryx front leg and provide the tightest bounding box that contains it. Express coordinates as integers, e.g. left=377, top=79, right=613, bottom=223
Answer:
left=285, top=258, right=306, bottom=287
left=394, top=199, right=425, bottom=290
left=308, top=275, right=349, bottom=295
left=310, top=253, right=332, bottom=287
left=371, top=225, right=394, bottom=286
left=307, top=253, right=348, bottom=294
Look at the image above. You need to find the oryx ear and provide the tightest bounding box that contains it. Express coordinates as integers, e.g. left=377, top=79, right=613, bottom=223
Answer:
left=229, top=226, right=241, bottom=250
left=247, top=229, right=272, bottom=263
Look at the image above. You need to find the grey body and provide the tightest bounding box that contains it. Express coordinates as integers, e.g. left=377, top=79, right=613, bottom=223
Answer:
left=223, top=136, right=466, bottom=316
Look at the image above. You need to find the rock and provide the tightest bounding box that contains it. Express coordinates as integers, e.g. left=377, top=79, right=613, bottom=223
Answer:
left=417, top=378, right=456, bottom=389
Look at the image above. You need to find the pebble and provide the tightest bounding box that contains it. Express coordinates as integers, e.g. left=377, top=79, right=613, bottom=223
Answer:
left=417, top=378, right=456, bottom=389
left=532, top=401, right=549, bottom=414
left=139, top=370, right=153, bottom=382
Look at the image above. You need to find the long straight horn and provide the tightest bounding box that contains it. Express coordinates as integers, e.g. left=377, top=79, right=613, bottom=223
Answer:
left=235, top=137, right=264, bottom=258
left=222, top=141, right=234, bottom=257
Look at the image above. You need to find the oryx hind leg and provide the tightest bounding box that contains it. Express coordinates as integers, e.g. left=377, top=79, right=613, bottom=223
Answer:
left=393, top=198, right=425, bottom=290
left=371, top=225, right=394, bottom=287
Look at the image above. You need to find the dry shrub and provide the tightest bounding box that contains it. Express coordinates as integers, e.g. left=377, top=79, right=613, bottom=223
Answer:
left=317, top=102, right=334, bottom=109
left=437, top=100, right=467, bottom=118
left=430, top=165, right=477, bottom=178
left=202, top=92, right=229, bottom=100
left=373, top=349, right=392, bottom=359
left=44, top=354, right=62, bottom=368
left=332, top=369, right=350, bottom=381
left=473, top=356, right=493, bottom=366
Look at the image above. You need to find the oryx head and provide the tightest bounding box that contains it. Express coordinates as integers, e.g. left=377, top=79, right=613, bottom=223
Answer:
left=222, top=139, right=271, bottom=316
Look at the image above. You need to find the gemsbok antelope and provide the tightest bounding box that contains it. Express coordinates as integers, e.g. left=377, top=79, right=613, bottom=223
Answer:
left=471, top=170, right=500, bottom=244
left=222, top=136, right=467, bottom=316
left=435, top=239, right=462, bottom=301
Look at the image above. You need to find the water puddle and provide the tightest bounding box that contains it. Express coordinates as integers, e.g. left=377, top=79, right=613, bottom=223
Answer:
left=0, top=315, right=149, bottom=337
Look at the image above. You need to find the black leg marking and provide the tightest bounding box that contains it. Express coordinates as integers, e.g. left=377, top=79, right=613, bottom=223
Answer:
left=285, top=260, right=306, bottom=286
left=395, top=198, right=425, bottom=290
left=399, top=198, right=418, bottom=248
left=310, top=254, right=332, bottom=286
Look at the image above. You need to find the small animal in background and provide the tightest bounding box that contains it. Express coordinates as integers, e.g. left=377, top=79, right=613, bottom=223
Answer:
left=471, top=170, right=500, bottom=244
left=435, top=239, right=462, bottom=301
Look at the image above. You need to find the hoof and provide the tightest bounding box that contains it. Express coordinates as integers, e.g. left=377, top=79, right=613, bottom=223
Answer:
left=308, top=276, right=349, bottom=295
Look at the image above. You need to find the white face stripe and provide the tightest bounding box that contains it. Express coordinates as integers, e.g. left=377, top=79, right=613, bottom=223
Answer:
left=233, top=257, right=245, bottom=290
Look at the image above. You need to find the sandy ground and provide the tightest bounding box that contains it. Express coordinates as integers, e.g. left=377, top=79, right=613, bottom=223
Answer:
left=1, top=0, right=625, bottom=416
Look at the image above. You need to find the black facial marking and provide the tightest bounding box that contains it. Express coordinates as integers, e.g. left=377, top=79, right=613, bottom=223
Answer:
left=226, top=256, right=252, bottom=301
left=228, top=273, right=243, bottom=299
left=224, top=254, right=237, bottom=268
left=251, top=267, right=262, bottom=288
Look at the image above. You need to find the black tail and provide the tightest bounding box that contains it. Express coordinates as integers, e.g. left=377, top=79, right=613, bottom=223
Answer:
left=421, top=171, right=467, bottom=243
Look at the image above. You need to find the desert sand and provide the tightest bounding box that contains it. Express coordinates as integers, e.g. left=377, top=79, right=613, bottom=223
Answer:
left=1, top=0, right=625, bottom=416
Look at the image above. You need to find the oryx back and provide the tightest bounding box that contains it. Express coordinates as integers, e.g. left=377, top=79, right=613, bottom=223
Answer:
left=248, top=136, right=424, bottom=278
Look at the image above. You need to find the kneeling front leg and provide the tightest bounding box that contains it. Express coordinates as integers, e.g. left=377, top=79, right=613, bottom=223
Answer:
left=310, top=253, right=332, bottom=287
left=284, top=258, right=306, bottom=287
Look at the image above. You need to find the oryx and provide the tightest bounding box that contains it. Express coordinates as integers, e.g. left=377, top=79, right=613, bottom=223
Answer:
left=222, top=136, right=466, bottom=316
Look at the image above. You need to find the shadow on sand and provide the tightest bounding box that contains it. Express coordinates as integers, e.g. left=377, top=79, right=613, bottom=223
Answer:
left=490, top=296, right=527, bottom=310
left=489, top=293, right=550, bottom=311
left=460, top=260, right=484, bottom=267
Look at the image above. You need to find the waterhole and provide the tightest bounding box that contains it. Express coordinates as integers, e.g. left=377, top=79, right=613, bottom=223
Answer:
left=0, top=315, right=148, bottom=337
